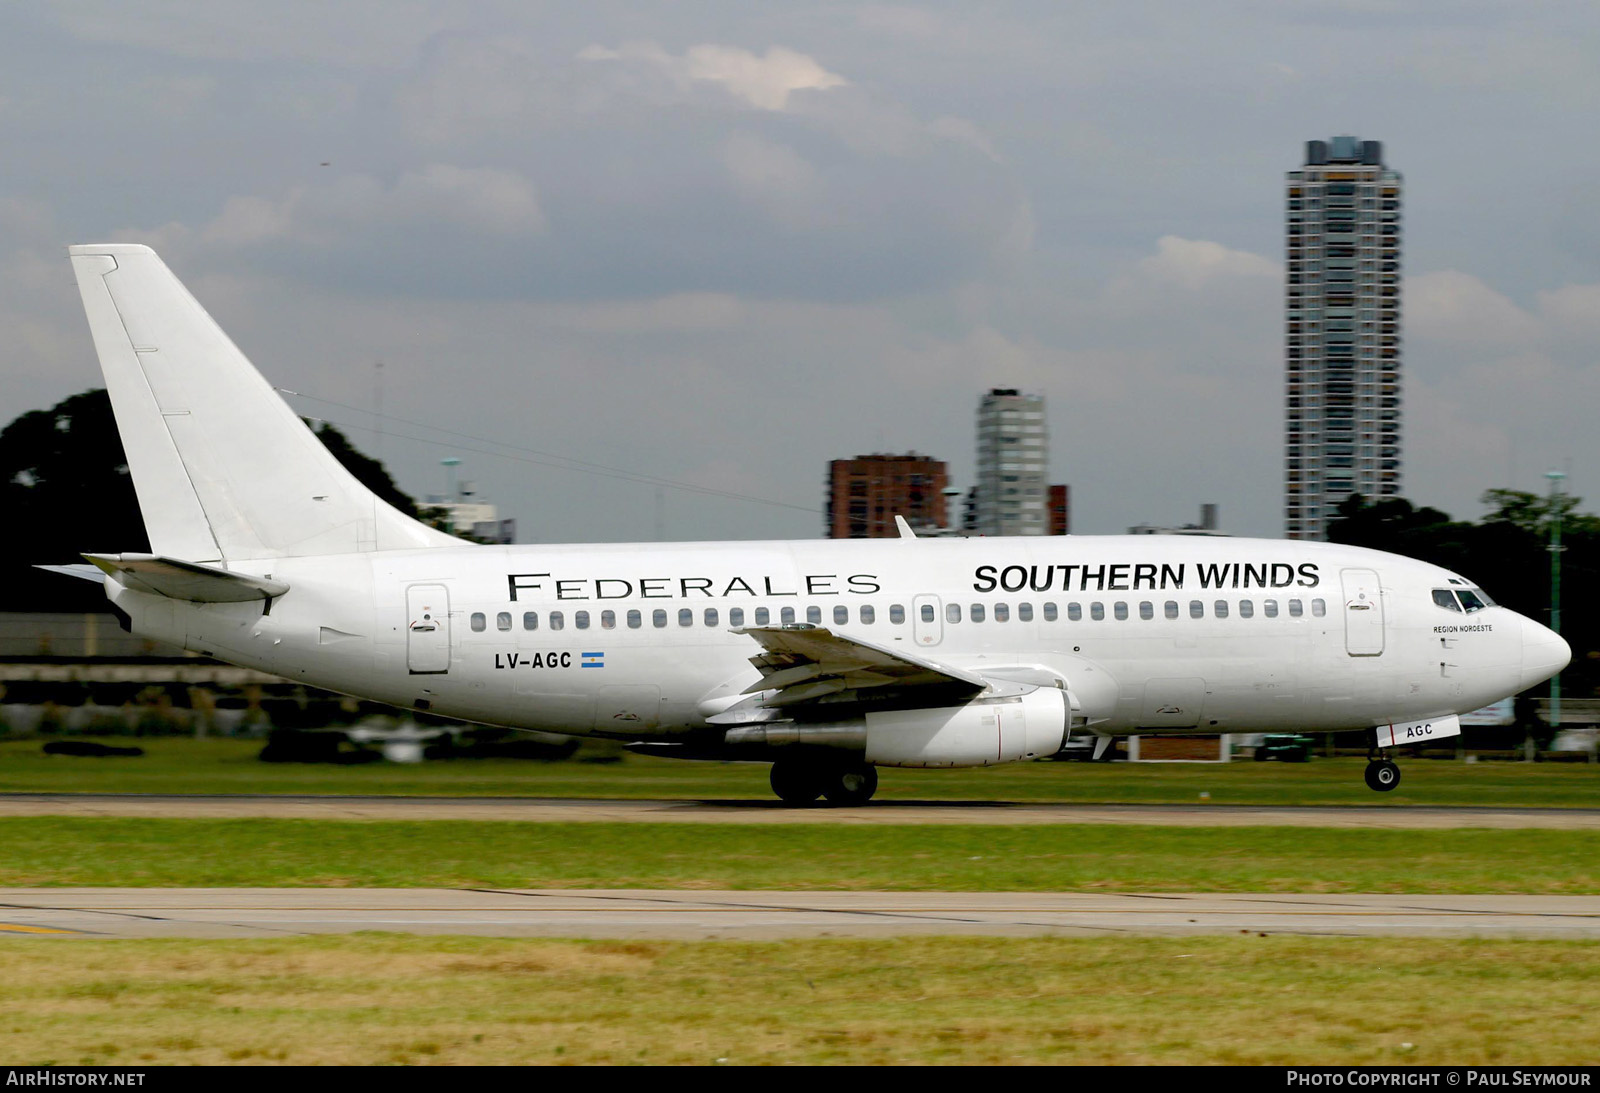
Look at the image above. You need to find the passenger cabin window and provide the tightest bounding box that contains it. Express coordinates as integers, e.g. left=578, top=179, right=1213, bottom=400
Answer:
left=470, top=612, right=486, bottom=632
left=970, top=603, right=986, bottom=623
left=1189, top=600, right=1203, bottom=619
left=1017, top=603, right=1033, bottom=622
left=861, top=605, right=876, bottom=624
left=1433, top=589, right=1463, bottom=612
left=705, top=608, right=719, bottom=627
left=679, top=608, right=693, bottom=627
left=834, top=605, right=848, bottom=625
left=729, top=607, right=745, bottom=627
left=1214, top=601, right=1229, bottom=619
left=807, top=606, right=822, bottom=625
left=523, top=612, right=539, bottom=631
left=550, top=611, right=565, bottom=631
left=781, top=607, right=796, bottom=626
left=653, top=609, right=667, bottom=628
left=946, top=603, right=962, bottom=623
left=1043, top=602, right=1057, bottom=622
left=601, top=610, right=616, bottom=630
left=1239, top=600, right=1254, bottom=619
left=1113, top=602, right=1128, bottom=621
left=1312, top=599, right=1326, bottom=617
left=1067, top=603, right=1082, bottom=621
left=627, top=610, right=642, bottom=629
left=890, top=605, right=905, bottom=625
left=497, top=612, right=512, bottom=631
left=575, top=611, right=590, bottom=630
left=1165, top=601, right=1179, bottom=619
left=995, top=603, right=1010, bottom=622
left=1090, top=602, right=1105, bottom=621
left=756, top=608, right=771, bottom=626
left=1139, top=601, right=1153, bottom=620
left=920, top=604, right=935, bottom=623
left=1289, top=600, right=1304, bottom=618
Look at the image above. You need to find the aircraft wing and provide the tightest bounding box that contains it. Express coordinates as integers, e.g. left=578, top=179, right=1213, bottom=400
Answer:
left=728, top=625, right=986, bottom=711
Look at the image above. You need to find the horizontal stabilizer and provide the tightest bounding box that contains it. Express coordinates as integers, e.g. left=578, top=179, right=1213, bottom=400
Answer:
left=84, top=553, right=289, bottom=603
left=34, top=563, right=108, bottom=584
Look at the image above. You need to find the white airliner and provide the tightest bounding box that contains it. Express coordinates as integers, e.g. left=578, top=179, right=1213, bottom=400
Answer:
left=51, top=244, right=1569, bottom=804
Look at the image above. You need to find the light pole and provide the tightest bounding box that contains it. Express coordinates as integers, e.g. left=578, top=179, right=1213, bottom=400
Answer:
left=441, top=457, right=463, bottom=533
left=1546, top=469, right=1566, bottom=737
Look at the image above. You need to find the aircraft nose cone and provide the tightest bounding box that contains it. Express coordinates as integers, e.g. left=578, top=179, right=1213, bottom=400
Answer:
left=1520, top=617, right=1571, bottom=690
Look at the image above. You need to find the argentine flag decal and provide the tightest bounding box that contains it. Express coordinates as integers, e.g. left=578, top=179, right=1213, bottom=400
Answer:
left=580, top=651, right=605, bottom=668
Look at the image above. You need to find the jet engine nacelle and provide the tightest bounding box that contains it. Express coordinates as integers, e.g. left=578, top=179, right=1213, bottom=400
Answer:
left=864, top=686, right=1068, bottom=768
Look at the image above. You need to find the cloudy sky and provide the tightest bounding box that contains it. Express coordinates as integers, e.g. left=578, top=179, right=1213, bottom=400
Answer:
left=4, top=1, right=1599, bottom=543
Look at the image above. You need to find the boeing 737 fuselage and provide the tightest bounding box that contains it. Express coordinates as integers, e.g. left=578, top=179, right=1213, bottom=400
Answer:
left=53, top=245, right=1570, bottom=803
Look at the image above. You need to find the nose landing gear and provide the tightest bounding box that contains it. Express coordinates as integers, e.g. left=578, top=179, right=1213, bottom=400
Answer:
left=1364, top=749, right=1402, bottom=792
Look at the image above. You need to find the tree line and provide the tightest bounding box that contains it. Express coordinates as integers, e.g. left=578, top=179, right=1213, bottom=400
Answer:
left=0, top=388, right=433, bottom=611
left=1327, top=491, right=1594, bottom=700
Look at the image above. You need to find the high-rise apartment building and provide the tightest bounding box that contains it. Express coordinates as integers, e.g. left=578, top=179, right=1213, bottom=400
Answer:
left=825, top=453, right=948, bottom=538
left=974, top=388, right=1048, bottom=536
left=1285, top=136, right=1403, bottom=540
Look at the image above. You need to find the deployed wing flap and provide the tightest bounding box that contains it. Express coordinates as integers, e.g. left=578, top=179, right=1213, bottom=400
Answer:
left=84, top=553, right=289, bottom=604
left=732, top=625, right=987, bottom=706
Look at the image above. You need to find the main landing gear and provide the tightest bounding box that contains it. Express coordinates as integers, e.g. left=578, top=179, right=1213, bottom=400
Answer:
left=1364, top=748, right=1402, bottom=793
left=769, top=757, right=879, bottom=806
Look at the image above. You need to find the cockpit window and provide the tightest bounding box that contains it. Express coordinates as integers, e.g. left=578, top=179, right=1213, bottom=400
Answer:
left=1457, top=589, right=1490, bottom=613
left=1432, top=589, right=1462, bottom=613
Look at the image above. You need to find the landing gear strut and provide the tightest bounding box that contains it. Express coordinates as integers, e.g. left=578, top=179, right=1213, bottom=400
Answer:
left=768, top=758, right=878, bottom=806
left=1364, top=752, right=1402, bottom=792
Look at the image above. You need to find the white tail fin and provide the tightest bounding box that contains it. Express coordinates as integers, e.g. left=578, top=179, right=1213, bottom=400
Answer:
left=69, top=244, right=460, bottom=562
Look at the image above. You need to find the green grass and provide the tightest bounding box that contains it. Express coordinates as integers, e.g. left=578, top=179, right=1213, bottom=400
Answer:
left=2, top=935, right=1596, bottom=1065
left=4, top=817, right=1599, bottom=891
left=2, top=736, right=1598, bottom=806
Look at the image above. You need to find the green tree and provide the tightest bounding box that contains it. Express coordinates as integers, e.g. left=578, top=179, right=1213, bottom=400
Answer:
left=306, top=420, right=421, bottom=519
left=1328, top=492, right=1600, bottom=701
left=1, top=389, right=424, bottom=610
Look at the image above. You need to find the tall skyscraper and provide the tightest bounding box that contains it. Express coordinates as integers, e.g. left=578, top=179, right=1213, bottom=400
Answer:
left=825, top=453, right=948, bottom=538
left=974, top=388, right=1048, bottom=536
left=1285, top=136, right=1403, bottom=540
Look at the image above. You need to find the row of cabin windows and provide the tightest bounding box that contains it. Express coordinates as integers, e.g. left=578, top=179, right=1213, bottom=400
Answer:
left=467, top=598, right=1330, bottom=632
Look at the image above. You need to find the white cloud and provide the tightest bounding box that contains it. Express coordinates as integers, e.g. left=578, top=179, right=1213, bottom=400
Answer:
left=720, top=133, right=823, bottom=228
left=1537, top=284, right=1600, bottom=342
left=1132, top=236, right=1280, bottom=290
left=1407, top=270, right=1540, bottom=347
left=172, top=166, right=546, bottom=251
left=578, top=41, right=847, bottom=111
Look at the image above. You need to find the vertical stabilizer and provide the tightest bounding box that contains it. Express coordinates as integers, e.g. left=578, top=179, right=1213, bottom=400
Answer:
left=69, top=244, right=460, bottom=561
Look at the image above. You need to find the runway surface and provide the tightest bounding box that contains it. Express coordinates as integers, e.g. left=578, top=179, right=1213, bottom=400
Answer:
left=4, top=793, right=1600, bottom=828
left=3, top=888, right=1598, bottom=939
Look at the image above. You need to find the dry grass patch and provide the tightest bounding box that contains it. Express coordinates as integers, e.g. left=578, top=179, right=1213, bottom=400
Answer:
left=1, top=935, right=1597, bottom=1065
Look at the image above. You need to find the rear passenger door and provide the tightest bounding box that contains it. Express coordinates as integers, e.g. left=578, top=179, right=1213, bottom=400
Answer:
left=406, top=583, right=451, bottom=674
